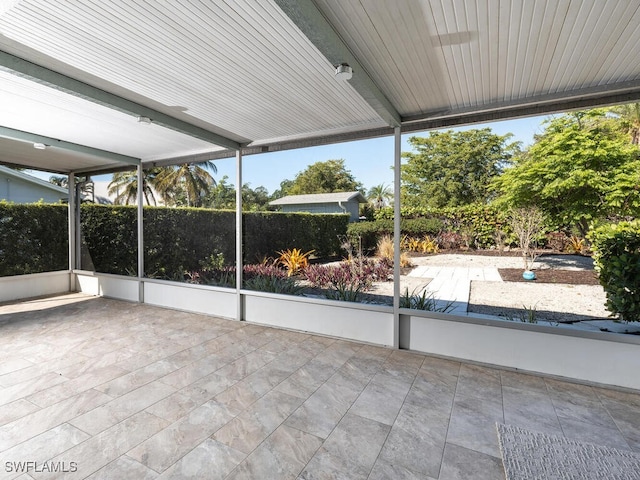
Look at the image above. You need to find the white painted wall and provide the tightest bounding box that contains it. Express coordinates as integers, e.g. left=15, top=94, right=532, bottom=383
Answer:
left=244, top=293, right=395, bottom=346
left=144, top=282, right=237, bottom=319
left=8, top=269, right=638, bottom=390
left=0, top=271, right=71, bottom=303
left=403, top=314, right=640, bottom=391
left=75, top=273, right=139, bottom=302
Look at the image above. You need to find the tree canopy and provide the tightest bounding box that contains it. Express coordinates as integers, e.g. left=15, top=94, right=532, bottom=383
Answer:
left=286, top=159, right=363, bottom=195
left=401, top=128, right=519, bottom=209
left=107, top=162, right=216, bottom=207
left=494, top=110, right=640, bottom=235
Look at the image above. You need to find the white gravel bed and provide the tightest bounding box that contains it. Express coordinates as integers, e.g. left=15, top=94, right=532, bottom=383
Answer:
left=410, top=253, right=595, bottom=271
left=468, top=281, right=610, bottom=322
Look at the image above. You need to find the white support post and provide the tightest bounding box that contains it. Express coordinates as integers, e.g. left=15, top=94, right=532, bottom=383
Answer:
left=68, top=173, right=76, bottom=291
left=236, top=149, right=243, bottom=321
left=393, top=126, right=402, bottom=348
left=75, top=178, right=82, bottom=272
left=137, top=164, right=144, bottom=303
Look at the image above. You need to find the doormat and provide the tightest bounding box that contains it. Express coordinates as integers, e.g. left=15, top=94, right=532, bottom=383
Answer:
left=496, top=423, right=640, bottom=479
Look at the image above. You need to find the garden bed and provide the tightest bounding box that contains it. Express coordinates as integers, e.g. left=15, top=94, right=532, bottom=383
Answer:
left=498, top=268, right=600, bottom=285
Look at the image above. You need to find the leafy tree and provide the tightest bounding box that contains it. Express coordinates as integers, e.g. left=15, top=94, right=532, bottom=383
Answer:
left=270, top=179, right=294, bottom=200
left=242, top=184, right=272, bottom=211
left=203, top=175, right=236, bottom=209
left=401, top=128, right=519, bottom=208
left=287, top=159, right=363, bottom=195
left=609, top=103, right=640, bottom=146
left=367, top=183, right=393, bottom=210
left=202, top=176, right=274, bottom=211
left=494, top=110, right=640, bottom=236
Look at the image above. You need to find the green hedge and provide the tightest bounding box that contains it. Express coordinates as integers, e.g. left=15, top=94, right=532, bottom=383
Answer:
left=2, top=204, right=350, bottom=279
left=144, top=207, right=235, bottom=279
left=80, top=205, right=348, bottom=279
left=0, top=202, right=68, bottom=276
left=243, top=212, right=348, bottom=262
left=80, top=204, right=138, bottom=275
left=589, top=221, right=640, bottom=322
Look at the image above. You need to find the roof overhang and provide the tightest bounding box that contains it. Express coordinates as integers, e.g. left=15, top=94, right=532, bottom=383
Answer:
left=1, top=0, right=639, bottom=173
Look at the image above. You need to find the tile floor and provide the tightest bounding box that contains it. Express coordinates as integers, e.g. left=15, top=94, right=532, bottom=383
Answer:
left=0, top=293, right=638, bottom=479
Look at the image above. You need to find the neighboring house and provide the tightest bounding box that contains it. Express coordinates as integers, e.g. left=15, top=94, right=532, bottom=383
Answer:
left=0, top=166, right=68, bottom=203
left=269, top=191, right=367, bottom=222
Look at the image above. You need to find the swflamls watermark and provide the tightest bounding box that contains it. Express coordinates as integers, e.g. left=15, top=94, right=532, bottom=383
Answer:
left=5, top=461, right=78, bottom=473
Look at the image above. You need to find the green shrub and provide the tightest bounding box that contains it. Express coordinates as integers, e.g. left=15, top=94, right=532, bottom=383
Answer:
left=399, top=287, right=454, bottom=312
left=589, top=221, right=640, bottom=322
left=447, top=204, right=511, bottom=249
left=243, top=275, right=304, bottom=295
left=347, top=218, right=444, bottom=253
left=0, top=202, right=68, bottom=276
left=371, top=203, right=510, bottom=249
left=347, top=221, right=389, bottom=253
left=304, top=258, right=392, bottom=302
left=401, top=218, right=444, bottom=237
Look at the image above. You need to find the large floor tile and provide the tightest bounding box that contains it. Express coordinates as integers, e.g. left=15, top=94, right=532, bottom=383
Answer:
left=1, top=295, right=637, bottom=480
left=438, top=443, right=504, bottom=480
left=126, top=400, right=235, bottom=473
left=227, top=425, right=321, bottom=480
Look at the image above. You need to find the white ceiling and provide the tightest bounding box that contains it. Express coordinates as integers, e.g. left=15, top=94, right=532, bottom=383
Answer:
left=1, top=0, right=640, bottom=173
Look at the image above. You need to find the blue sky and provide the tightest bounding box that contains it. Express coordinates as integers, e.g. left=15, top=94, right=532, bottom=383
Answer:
left=30, top=114, right=551, bottom=198
left=221, top=114, right=550, bottom=194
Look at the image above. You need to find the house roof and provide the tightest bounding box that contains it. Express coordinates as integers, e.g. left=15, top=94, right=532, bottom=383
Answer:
left=270, top=191, right=367, bottom=206
left=0, top=165, right=68, bottom=195
left=1, top=1, right=640, bottom=174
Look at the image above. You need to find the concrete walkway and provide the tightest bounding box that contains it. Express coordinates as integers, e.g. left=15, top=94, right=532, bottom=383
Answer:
left=408, top=265, right=502, bottom=314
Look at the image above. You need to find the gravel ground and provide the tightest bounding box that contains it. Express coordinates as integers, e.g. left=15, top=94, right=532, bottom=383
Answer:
left=467, top=281, right=610, bottom=322
left=410, top=252, right=596, bottom=270
left=415, top=253, right=610, bottom=322
left=372, top=253, right=611, bottom=323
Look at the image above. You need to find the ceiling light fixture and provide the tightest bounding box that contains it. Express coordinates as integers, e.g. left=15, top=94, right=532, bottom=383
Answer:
left=334, top=63, right=353, bottom=80
left=33, top=143, right=46, bottom=150
left=137, top=116, right=152, bottom=125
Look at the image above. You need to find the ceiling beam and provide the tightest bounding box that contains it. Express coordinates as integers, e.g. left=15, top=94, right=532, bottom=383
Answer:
left=402, top=80, right=640, bottom=132
left=274, top=0, right=401, bottom=128
left=0, top=50, right=240, bottom=151
left=0, top=126, right=140, bottom=166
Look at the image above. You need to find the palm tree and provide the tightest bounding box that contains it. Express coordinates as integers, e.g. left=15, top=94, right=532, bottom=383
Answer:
left=367, top=183, right=393, bottom=209
left=49, top=175, right=67, bottom=188
left=154, top=161, right=217, bottom=207
left=108, top=169, right=160, bottom=205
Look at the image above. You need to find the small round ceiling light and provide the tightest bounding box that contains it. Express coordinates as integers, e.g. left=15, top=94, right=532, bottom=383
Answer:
left=33, top=143, right=46, bottom=150
left=335, top=63, right=353, bottom=80
left=137, top=116, right=152, bottom=125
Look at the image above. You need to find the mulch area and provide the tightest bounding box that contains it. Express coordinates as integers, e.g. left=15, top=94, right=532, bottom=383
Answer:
left=498, top=268, right=600, bottom=285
